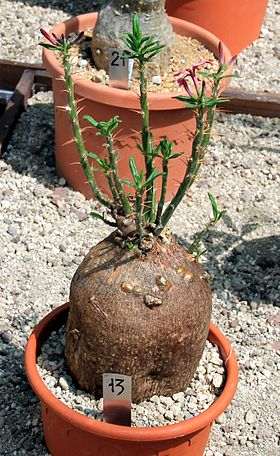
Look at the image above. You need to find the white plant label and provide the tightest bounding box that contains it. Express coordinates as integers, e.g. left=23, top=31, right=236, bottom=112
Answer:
left=102, top=373, right=132, bottom=426
left=109, top=48, right=134, bottom=90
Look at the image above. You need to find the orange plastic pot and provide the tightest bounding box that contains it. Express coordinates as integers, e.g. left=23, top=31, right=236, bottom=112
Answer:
left=165, top=0, right=268, bottom=55
left=43, top=13, right=232, bottom=201
left=25, top=303, right=238, bottom=456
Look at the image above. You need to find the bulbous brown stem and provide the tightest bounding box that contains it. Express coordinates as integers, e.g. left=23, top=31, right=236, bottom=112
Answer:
left=65, top=231, right=212, bottom=403
left=92, top=0, right=173, bottom=75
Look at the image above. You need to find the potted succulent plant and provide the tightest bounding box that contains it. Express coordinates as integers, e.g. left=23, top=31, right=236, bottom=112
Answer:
left=165, top=0, right=268, bottom=55
left=25, top=16, right=238, bottom=456
left=42, top=3, right=233, bottom=200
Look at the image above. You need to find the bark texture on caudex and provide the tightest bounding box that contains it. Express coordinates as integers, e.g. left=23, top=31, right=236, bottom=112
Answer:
left=91, top=0, right=173, bottom=75
left=66, top=231, right=212, bottom=403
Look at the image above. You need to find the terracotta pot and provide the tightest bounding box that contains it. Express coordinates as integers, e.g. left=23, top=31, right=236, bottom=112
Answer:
left=25, top=303, right=238, bottom=456
left=43, top=13, right=232, bottom=201
left=165, top=0, right=268, bottom=55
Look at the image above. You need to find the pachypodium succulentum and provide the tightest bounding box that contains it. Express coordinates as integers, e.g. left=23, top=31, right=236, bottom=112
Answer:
left=40, top=15, right=236, bottom=255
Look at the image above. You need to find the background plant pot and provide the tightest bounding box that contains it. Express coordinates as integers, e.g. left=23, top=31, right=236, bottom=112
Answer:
left=25, top=303, right=238, bottom=456
left=165, top=0, right=268, bottom=55
left=43, top=13, right=232, bottom=201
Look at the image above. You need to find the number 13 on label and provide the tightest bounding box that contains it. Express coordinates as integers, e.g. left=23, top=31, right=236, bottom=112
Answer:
left=103, top=373, right=131, bottom=399
left=103, top=373, right=132, bottom=426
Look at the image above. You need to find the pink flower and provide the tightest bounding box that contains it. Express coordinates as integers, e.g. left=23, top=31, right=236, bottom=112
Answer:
left=40, top=29, right=84, bottom=47
left=175, top=60, right=212, bottom=96
left=218, top=41, right=237, bottom=67
left=40, top=28, right=58, bottom=45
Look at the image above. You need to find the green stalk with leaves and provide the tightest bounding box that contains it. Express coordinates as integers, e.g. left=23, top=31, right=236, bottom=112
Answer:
left=40, top=15, right=235, bottom=254
left=83, top=115, right=132, bottom=215
left=40, top=30, right=113, bottom=211
left=122, top=15, right=164, bottom=223
left=189, top=193, right=227, bottom=258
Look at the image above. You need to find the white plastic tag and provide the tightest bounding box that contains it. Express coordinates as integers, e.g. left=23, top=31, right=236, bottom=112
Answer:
left=102, top=373, right=132, bottom=426
left=109, top=48, right=134, bottom=90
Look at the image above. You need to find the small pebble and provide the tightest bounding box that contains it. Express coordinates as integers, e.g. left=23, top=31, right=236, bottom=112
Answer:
left=1, top=331, right=12, bottom=343
left=58, top=177, right=67, bottom=186
left=152, top=75, right=162, bottom=85
left=59, top=377, right=70, bottom=391
left=78, top=59, right=88, bottom=68
left=245, top=410, right=256, bottom=424
left=212, top=374, right=224, bottom=388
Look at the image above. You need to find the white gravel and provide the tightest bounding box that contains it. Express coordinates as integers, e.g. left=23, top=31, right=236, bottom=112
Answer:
left=37, top=327, right=225, bottom=427
left=0, top=1, right=280, bottom=455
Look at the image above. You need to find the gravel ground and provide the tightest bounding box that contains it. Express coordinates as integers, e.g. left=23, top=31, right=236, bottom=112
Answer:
left=0, top=1, right=280, bottom=455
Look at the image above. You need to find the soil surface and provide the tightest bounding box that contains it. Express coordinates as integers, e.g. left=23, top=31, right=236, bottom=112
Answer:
left=62, top=31, right=219, bottom=93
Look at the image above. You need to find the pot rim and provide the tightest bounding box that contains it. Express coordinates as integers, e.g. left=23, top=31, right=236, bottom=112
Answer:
left=25, top=303, right=238, bottom=442
left=42, top=12, right=232, bottom=111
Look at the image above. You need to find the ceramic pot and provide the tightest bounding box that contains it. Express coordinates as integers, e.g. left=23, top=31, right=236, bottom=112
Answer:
left=165, top=0, right=268, bottom=55
left=25, top=303, right=238, bottom=456
left=43, top=13, right=232, bottom=201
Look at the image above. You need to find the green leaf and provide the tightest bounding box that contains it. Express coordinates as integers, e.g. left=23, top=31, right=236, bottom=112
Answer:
left=90, top=211, right=105, bottom=221
left=208, top=192, right=218, bottom=221
left=169, top=152, right=183, bottom=159
left=196, top=248, right=207, bottom=258
left=217, top=209, right=227, bottom=221
left=129, top=156, right=140, bottom=183
left=140, top=37, right=155, bottom=51
left=158, top=137, right=176, bottom=160
left=141, top=36, right=154, bottom=45
left=203, top=98, right=229, bottom=108
left=197, top=71, right=214, bottom=78
left=145, top=168, right=159, bottom=186
left=183, top=103, right=201, bottom=109
left=121, top=179, right=135, bottom=188
left=173, top=95, right=193, bottom=102
left=107, top=115, right=121, bottom=133
left=122, top=35, right=138, bottom=51
left=84, top=115, right=120, bottom=136
left=84, top=115, right=99, bottom=128
left=86, top=151, right=110, bottom=171
left=214, top=98, right=230, bottom=104
left=132, top=13, right=142, bottom=41
left=90, top=212, right=116, bottom=227
left=136, top=142, right=144, bottom=154
left=220, top=73, right=240, bottom=79
left=144, top=47, right=164, bottom=61
left=141, top=40, right=160, bottom=54
left=39, top=43, right=60, bottom=51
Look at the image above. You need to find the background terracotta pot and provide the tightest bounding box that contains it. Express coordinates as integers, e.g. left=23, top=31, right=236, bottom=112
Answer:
left=43, top=13, right=232, bottom=201
left=165, top=0, right=268, bottom=55
left=25, top=303, right=238, bottom=456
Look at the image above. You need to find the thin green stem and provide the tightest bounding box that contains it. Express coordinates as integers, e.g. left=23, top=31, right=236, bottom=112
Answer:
left=155, top=158, right=168, bottom=225
left=105, top=171, right=118, bottom=201
left=135, top=190, right=144, bottom=237
left=155, top=105, right=206, bottom=235
left=106, top=134, right=132, bottom=214
left=63, top=49, right=112, bottom=209
left=200, top=79, right=220, bottom=149
left=139, top=61, right=156, bottom=222
left=189, top=219, right=216, bottom=255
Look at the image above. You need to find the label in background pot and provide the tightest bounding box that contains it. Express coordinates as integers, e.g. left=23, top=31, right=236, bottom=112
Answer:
left=109, top=48, right=134, bottom=90
left=103, top=373, right=131, bottom=426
